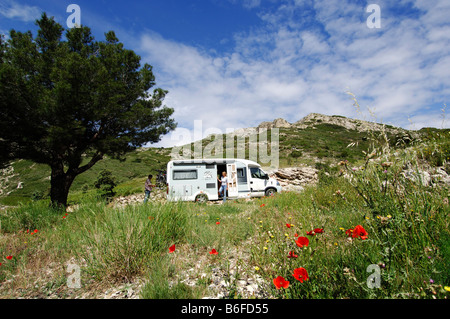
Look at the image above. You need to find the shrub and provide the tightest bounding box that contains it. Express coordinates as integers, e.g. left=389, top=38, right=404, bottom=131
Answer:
left=94, top=169, right=117, bottom=201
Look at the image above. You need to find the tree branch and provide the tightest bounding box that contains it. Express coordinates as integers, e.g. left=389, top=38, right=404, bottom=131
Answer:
left=72, top=151, right=103, bottom=176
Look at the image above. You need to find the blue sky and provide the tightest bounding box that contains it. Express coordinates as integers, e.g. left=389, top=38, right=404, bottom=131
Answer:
left=1, top=0, right=450, bottom=147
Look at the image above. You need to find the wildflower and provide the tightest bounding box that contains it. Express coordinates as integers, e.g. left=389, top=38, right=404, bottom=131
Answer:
left=293, top=267, right=309, bottom=283
left=168, top=244, right=176, bottom=253
left=260, top=204, right=265, bottom=207
left=33, top=229, right=38, bottom=233
left=349, top=225, right=368, bottom=240
left=263, top=246, right=268, bottom=250
left=287, top=251, right=298, bottom=258
left=284, top=233, right=289, bottom=237
left=444, top=286, right=450, bottom=292
left=273, top=276, right=289, bottom=289
left=339, top=227, right=345, bottom=231
left=314, top=228, right=324, bottom=234
left=286, top=223, right=291, bottom=228
left=429, top=279, right=434, bottom=284
left=306, top=230, right=315, bottom=236
left=295, top=236, right=309, bottom=248
left=216, top=221, right=220, bottom=225
left=294, top=233, right=298, bottom=237
left=63, top=216, right=67, bottom=219
left=209, top=249, right=218, bottom=255
left=6, top=256, right=13, bottom=260
left=254, top=266, right=260, bottom=271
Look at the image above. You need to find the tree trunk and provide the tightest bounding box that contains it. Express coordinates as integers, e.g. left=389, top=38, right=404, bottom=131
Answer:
left=50, top=161, right=76, bottom=208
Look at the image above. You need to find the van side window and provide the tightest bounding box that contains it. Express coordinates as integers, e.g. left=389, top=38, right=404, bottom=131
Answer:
left=250, top=167, right=267, bottom=179
left=237, top=168, right=247, bottom=183
left=173, top=170, right=198, bottom=180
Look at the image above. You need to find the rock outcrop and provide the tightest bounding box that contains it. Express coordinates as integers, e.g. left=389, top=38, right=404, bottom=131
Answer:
left=293, top=113, right=407, bottom=134
left=257, top=118, right=292, bottom=129
left=269, top=166, right=318, bottom=192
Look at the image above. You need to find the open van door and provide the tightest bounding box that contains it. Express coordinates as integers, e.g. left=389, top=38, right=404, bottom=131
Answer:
left=226, top=163, right=238, bottom=198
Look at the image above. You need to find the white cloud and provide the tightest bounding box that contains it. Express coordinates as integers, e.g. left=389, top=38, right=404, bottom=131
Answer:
left=0, top=0, right=41, bottom=22
left=138, top=0, right=450, bottom=147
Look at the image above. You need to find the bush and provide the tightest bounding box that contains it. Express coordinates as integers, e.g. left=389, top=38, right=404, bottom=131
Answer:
left=94, top=169, right=117, bottom=201
left=290, top=150, right=303, bottom=158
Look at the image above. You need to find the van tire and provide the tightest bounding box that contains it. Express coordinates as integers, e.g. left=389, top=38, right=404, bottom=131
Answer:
left=195, top=194, right=208, bottom=203
left=265, top=188, right=276, bottom=197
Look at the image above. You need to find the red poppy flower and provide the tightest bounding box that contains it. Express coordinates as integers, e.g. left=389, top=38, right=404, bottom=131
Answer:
left=286, top=223, right=291, bottom=228
left=273, top=276, right=289, bottom=289
left=63, top=216, right=66, bottom=219
left=314, top=228, right=324, bottom=234
left=216, top=221, right=220, bottom=225
left=306, top=230, right=315, bottom=236
left=168, top=244, right=176, bottom=253
left=6, top=256, right=13, bottom=260
left=26, top=229, right=30, bottom=233
left=0, top=262, right=2, bottom=266
left=352, top=225, right=368, bottom=240
left=209, top=249, right=218, bottom=255
left=294, top=233, right=298, bottom=237
left=293, top=267, right=309, bottom=283
left=345, top=228, right=353, bottom=236
left=287, top=251, right=298, bottom=258
left=295, top=236, right=309, bottom=248
left=260, top=204, right=265, bottom=207
left=33, top=229, right=38, bottom=233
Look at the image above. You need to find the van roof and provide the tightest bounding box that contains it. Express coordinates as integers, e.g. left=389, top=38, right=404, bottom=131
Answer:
left=168, top=158, right=261, bottom=166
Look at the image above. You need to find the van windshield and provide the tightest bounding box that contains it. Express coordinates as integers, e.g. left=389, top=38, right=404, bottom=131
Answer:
left=250, top=167, right=268, bottom=179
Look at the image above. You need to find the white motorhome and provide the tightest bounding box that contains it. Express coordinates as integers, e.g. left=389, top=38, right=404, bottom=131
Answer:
left=166, top=158, right=281, bottom=202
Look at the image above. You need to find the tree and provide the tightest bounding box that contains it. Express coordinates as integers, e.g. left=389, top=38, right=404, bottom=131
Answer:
left=0, top=14, right=176, bottom=207
left=94, top=169, right=117, bottom=201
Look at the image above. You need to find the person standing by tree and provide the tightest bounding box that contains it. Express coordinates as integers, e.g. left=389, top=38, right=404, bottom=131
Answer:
left=144, top=174, right=153, bottom=203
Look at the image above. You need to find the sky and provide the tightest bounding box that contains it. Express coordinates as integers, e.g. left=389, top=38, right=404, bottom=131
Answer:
left=1, top=0, right=450, bottom=147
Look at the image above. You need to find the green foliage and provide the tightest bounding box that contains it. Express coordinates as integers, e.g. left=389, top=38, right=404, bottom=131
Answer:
left=0, top=13, right=176, bottom=206
left=290, top=150, right=303, bottom=158
left=94, top=169, right=117, bottom=200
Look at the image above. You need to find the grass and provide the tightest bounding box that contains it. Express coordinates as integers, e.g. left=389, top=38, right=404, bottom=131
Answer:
left=0, top=121, right=449, bottom=299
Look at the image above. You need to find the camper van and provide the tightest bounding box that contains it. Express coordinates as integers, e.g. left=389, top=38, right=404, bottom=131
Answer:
left=166, top=158, right=282, bottom=202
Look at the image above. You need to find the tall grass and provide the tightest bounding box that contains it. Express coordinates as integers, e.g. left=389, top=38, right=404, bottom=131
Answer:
left=1, top=127, right=449, bottom=298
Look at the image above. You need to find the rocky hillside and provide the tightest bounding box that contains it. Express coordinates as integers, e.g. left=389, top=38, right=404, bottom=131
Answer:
left=257, top=113, right=408, bottom=134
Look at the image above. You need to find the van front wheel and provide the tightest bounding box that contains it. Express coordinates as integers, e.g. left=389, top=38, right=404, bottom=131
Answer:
left=195, top=194, right=208, bottom=203
left=265, top=188, right=276, bottom=197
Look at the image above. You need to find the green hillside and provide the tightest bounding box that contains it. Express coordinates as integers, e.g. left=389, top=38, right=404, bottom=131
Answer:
left=0, top=148, right=171, bottom=206
left=0, top=113, right=446, bottom=207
